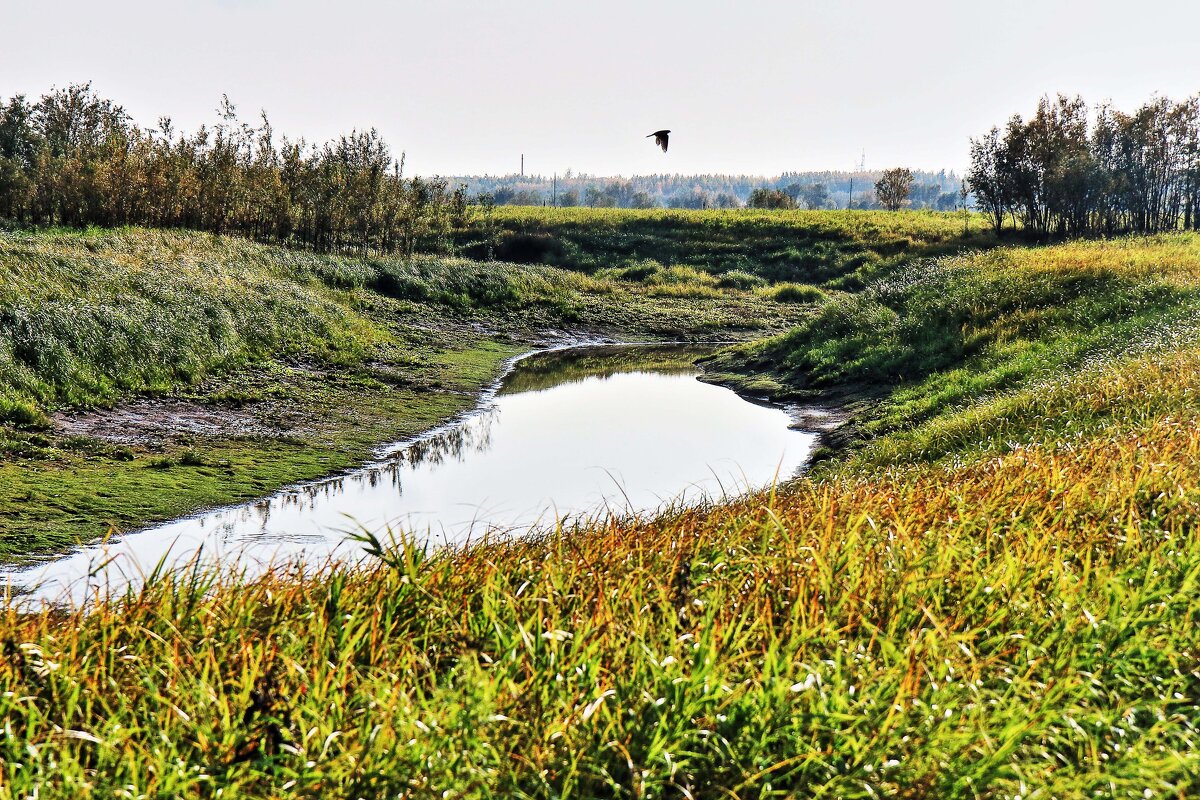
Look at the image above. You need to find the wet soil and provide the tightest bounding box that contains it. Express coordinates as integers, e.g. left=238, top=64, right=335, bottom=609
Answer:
left=53, top=398, right=308, bottom=447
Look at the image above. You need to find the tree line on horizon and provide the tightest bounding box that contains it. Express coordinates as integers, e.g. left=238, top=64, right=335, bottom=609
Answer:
left=742, top=168, right=930, bottom=212
left=968, top=94, right=1200, bottom=236
left=0, top=84, right=973, bottom=255
left=27, top=82, right=1200, bottom=254
left=458, top=170, right=963, bottom=211
left=0, top=84, right=467, bottom=254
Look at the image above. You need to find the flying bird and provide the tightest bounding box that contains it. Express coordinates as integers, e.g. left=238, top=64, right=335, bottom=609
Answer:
left=647, top=130, right=670, bottom=152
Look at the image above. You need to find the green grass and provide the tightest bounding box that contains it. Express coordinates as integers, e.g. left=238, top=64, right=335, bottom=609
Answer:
left=458, top=206, right=996, bottom=286
left=0, top=342, right=512, bottom=561
left=5, top=337, right=1200, bottom=796
left=0, top=227, right=590, bottom=423
left=499, top=343, right=714, bottom=395
left=6, top=219, right=1200, bottom=796
left=709, top=234, right=1200, bottom=439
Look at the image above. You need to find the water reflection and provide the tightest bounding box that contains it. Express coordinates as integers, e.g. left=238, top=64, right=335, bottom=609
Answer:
left=5, top=344, right=817, bottom=604
left=400, top=408, right=497, bottom=469
left=499, top=343, right=713, bottom=395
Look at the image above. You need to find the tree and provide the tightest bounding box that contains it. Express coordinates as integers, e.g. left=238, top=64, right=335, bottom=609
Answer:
left=875, top=168, right=913, bottom=211
left=584, top=186, right=615, bottom=207
left=799, top=183, right=830, bottom=210
left=967, top=92, right=1200, bottom=237
left=630, top=191, right=656, bottom=209
left=0, top=83, right=464, bottom=254
left=713, top=192, right=741, bottom=209
left=747, top=188, right=795, bottom=209
left=967, top=127, right=1007, bottom=232
left=667, top=187, right=715, bottom=209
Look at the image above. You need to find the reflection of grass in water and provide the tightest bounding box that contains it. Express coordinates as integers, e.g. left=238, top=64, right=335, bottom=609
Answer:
left=401, top=408, right=498, bottom=468
left=499, top=344, right=717, bottom=395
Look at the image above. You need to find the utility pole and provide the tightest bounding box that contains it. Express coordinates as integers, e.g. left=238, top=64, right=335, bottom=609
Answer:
left=552, top=172, right=557, bottom=207
left=520, top=154, right=524, bottom=178
left=848, top=149, right=866, bottom=210
left=960, top=183, right=970, bottom=235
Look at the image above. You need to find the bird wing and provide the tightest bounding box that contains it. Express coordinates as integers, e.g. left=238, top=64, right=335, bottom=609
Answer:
left=656, top=132, right=669, bottom=152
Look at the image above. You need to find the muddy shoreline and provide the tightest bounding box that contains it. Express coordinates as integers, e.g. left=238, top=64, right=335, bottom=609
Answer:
left=33, top=336, right=845, bottom=568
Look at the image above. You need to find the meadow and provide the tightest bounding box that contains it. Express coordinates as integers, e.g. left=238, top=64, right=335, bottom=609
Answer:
left=3, top=212, right=1200, bottom=797
left=459, top=206, right=996, bottom=287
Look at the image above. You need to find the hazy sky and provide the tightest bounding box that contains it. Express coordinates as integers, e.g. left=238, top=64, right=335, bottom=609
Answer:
left=4, top=0, right=1200, bottom=177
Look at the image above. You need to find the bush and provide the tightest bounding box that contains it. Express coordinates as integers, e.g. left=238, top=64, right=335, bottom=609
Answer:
left=179, top=448, right=211, bottom=467
left=716, top=270, right=766, bottom=290
left=494, top=231, right=564, bottom=264
left=0, top=394, right=50, bottom=429
left=371, top=269, right=430, bottom=302
left=604, top=260, right=662, bottom=282
left=747, top=188, right=797, bottom=209
left=766, top=283, right=825, bottom=304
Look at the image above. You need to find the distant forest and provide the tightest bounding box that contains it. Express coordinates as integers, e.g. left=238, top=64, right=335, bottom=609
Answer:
left=456, top=170, right=965, bottom=211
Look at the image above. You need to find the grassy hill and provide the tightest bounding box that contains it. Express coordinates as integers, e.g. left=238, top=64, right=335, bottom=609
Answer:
left=707, top=234, right=1200, bottom=458
left=3, top=216, right=1200, bottom=796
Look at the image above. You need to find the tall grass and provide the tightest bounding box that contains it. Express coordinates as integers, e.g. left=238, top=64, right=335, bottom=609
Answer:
left=0, top=228, right=598, bottom=427
left=3, top=340, right=1200, bottom=796
left=0, top=225, right=808, bottom=560
left=713, top=233, right=1200, bottom=433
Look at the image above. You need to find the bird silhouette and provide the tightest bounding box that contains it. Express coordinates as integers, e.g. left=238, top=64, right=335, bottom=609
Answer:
left=647, top=130, right=670, bottom=153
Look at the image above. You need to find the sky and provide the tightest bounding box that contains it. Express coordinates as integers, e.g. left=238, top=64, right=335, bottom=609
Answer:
left=4, top=0, right=1200, bottom=178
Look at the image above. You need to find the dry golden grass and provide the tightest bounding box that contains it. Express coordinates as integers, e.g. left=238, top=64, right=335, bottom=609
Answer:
left=3, top=340, right=1200, bottom=797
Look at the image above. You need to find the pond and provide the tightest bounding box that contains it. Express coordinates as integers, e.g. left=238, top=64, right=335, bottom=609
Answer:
left=6, top=344, right=818, bottom=604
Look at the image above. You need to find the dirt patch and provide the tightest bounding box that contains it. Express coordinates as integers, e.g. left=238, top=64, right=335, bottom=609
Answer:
left=786, top=403, right=851, bottom=433
left=54, top=399, right=305, bottom=448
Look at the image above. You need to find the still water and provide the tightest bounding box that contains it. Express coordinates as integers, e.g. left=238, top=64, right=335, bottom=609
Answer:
left=6, top=345, right=817, bottom=604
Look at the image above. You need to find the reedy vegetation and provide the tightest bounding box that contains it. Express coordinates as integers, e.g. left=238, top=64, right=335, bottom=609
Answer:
left=714, top=235, right=1200, bottom=406
left=464, top=206, right=994, bottom=286
left=0, top=227, right=592, bottom=431
left=3, top=230, right=1200, bottom=796
left=3, top=83, right=1200, bottom=794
